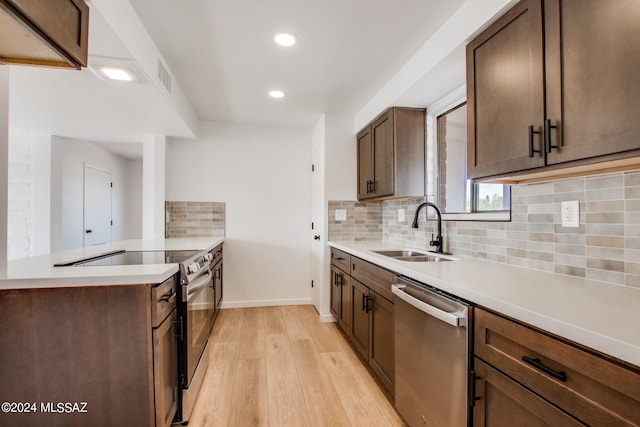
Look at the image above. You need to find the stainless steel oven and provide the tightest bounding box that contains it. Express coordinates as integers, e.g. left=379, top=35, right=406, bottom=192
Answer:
left=176, top=249, right=216, bottom=424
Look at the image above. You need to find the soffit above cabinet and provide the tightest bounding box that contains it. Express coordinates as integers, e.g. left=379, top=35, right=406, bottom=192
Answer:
left=0, top=0, right=89, bottom=69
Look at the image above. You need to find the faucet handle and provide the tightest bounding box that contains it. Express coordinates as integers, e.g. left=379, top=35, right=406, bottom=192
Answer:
left=429, top=233, right=443, bottom=248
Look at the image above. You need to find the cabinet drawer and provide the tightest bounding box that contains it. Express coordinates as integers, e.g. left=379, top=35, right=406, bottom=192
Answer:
left=473, top=358, right=584, bottom=427
left=330, top=248, right=350, bottom=273
left=351, top=257, right=394, bottom=301
left=475, top=308, right=640, bottom=426
left=151, top=275, right=178, bottom=327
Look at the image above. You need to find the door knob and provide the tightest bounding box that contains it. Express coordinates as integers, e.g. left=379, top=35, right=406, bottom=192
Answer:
left=313, top=235, right=320, bottom=240
left=85, top=229, right=93, bottom=234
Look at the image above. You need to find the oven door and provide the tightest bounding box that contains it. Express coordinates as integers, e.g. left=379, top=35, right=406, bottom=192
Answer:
left=185, top=270, right=214, bottom=385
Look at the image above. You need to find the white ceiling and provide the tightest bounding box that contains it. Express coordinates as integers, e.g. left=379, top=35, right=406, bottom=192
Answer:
left=7, top=0, right=514, bottom=150
left=8, top=4, right=194, bottom=151
left=127, top=0, right=466, bottom=128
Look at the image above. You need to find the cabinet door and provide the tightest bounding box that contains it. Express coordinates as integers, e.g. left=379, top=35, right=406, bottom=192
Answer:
left=473, top=358, right=585, bottom=427
left=350, top=279, right=369, bottom=359
left=368, top=291, right=394, bottom=395
left=357, top=127, right=373, bottom=200
left=371, top=110, right=395, bottom=197
left=545, top=0, right=640, bottom=165
left=3, top=0, right=89, bottom=67
left=466, top=0, right=546, bottom=179
left=330, top=266, right=341, bottom=320
left=331, top=267, right=352, bottom=332
left=153, top=310, right=179, bottom=427
left=340, top=273, right=352, bottom=333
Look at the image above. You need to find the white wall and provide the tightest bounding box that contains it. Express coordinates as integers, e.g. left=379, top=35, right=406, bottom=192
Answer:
left=50, top=136, right=142, bottom=251
left=325, top=114, right=357, bottom=202
left=0, top=67, right=9, bottom=275
left=166, top=121, right=312, bottom=307
left=6, top=131, right=51, bottom=259
left=7, top=131, right=34, bottom=259
left=143, top=136, right=165, bottom=239
left=127, top=159, right=143, bottom=239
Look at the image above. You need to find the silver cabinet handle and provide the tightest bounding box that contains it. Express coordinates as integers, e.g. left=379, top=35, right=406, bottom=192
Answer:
left=392, top=284, right=467, bottom=327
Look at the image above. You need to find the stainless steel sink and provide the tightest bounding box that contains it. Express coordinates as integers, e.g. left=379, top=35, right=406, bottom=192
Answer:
left=372, top=250, right=452, bottom=262
left=395, top=256, right=450, bottom=262
left=373, top=250, right=427, bottom=257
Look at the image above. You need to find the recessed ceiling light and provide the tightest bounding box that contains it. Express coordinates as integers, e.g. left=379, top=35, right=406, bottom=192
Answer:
left=274, top=33, right=296, bottom=47
left=87, top=56, right=148, bottom=83
left=269, top=90, right=285, bottom=98
left=100, top=67, right=134, bottom=81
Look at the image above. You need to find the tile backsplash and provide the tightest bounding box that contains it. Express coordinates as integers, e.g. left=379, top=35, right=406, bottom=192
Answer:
left=329, top=170, right=640, bottom=288
left=165, top=201, right=225, bottom=238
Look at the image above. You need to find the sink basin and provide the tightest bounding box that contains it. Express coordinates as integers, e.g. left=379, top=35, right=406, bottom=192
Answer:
left=395, top=256, right=450, bottom=262
left=373, top=250, right=427, bottom=257
left=372, top=250, right=452, bottom=262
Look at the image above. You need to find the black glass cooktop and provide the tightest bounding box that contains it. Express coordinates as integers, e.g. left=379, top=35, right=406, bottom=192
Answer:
left=55, top=250, right=200, bottom=267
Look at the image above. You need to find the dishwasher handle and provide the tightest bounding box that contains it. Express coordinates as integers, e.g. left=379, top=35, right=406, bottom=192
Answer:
left=392, top=284, right=467, bottom=327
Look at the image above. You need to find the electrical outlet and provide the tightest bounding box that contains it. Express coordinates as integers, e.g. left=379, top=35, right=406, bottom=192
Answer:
left=561, top=200, right=580, bottom=227
left=335, top=209, right=347, bottom=221
left=398, top=209, right=405, bottom=222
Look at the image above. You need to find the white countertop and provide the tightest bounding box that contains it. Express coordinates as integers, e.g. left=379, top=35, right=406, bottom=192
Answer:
left=330, top=240, right=640, bottom=368
left=0, top=238, right=224, bottom=290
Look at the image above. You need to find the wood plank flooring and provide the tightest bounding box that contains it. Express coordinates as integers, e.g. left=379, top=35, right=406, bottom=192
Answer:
left=189, top=305, right=406, bottom=426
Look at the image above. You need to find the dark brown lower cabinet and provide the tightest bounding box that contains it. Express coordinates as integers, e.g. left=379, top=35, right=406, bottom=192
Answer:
left=368, top=289, right=394, bottom=392
left=474, top=308, right=640, bottom=426
left=473, top=358, right=584, bottom=427
left=330, top=265, right=352, bottom=332
left=330, top=265, right=341, bottom=320
left=350, top=279, right=370, bottom=359
left=0, top=278, right=178, bottom=427
left=330, top=253, right=395, bottom=396
left=153, top=309, right=179, bottom=427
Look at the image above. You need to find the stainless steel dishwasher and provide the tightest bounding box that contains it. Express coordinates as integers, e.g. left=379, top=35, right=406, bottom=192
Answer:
left=392, top=276, right=473, bottom=427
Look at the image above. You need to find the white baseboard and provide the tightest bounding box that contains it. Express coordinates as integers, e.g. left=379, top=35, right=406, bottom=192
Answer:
left=220, top=297, right=312, bottom=309
left=318, top=313, right=336, bottom=323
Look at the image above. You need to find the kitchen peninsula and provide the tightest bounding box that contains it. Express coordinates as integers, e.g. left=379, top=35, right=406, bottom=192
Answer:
left=0, top=237, right=221, bottom=289
left=0, top=237, right=223, bottom=427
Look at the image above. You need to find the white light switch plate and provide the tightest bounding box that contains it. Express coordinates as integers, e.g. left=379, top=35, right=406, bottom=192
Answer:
left=335, top=209, right=347, bottom=221
left=398, top=209, right=405, bottom=222
left=561, top=200, right=580, bottom=227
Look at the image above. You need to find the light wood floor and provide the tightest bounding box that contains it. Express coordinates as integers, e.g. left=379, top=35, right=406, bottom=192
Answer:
left=189, top=305, right=406, bottom=427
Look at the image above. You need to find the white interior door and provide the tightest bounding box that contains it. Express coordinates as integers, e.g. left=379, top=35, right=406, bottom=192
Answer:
left=310, top=142, right=324, bottom=312
left=83, top=164, right=112, bottom=247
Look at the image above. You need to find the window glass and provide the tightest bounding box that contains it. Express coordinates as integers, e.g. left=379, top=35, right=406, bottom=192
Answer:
left=436, top=102, right=511, bottom=215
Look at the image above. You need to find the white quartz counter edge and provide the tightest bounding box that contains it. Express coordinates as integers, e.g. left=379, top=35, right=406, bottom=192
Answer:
left=0, top=237, right=224, bottom=290
left=329, top=241, right=640, bottom=368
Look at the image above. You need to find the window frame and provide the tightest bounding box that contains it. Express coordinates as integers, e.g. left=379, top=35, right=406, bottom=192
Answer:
left=426, top=85, right=511, bottom=221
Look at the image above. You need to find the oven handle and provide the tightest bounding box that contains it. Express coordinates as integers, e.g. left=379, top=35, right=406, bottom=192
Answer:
left=392, top=284, right=466, bottom=327
left=187, top=271, right=213, bottom=296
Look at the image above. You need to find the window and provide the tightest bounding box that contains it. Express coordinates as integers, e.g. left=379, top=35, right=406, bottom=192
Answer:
left=427, top=87, right=511, bottom=220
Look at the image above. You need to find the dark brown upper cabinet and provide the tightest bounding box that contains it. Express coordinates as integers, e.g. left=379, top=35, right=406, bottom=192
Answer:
left=0, top=0, right=89, bottom=69
left=357, top=107, right=425, bottom=201
left=467, top=0, right=640, bottom=181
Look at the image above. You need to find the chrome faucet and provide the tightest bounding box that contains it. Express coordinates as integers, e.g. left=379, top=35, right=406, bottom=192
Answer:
left=411, top=202, right=444, bottom=253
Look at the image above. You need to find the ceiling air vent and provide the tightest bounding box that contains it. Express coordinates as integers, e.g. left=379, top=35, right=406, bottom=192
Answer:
left=157, top=60, right=172, bottom=95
